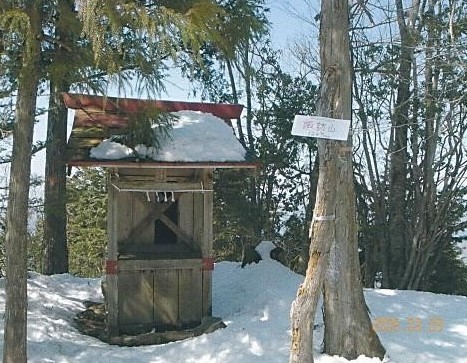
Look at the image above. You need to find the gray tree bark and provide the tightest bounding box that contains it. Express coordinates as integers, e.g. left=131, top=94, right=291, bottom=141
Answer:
left=3, top=2, right=42, bottom=362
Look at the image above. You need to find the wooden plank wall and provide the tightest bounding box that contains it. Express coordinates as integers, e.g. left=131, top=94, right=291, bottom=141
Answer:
left=117, top=264, right=204, bottom=333
left=118, top=272, right=154, bottom=334
left=178, top=268, right=203, bottom=325
left=116, top=191, right=132, bottom=246
left=132, top=193, right=154, bottom=245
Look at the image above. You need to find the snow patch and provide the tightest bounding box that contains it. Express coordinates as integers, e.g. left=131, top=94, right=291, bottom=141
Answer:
left=1, top=248, right=467, bottom=362
left=90, top=139, right=133, bottom=160
left=255, top=241, right=275, bottom=260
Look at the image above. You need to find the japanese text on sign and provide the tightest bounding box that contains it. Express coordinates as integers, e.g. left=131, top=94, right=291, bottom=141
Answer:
left=291, top=115, right=351, bottom=141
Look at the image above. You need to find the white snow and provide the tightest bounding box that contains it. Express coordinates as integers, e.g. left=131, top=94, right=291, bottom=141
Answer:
left=90, top=110, right=247, bottom=162
left=89, top=139, right=133, bottom=160
left=1, top=241, right=467, bottom=362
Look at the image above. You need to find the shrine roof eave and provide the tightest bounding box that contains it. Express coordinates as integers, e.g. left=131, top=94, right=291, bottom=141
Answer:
left=66, top=159, right=259, bottom=170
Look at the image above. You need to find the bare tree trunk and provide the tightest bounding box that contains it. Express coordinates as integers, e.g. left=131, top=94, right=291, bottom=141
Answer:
left=226, top=59, right=247, bottom=148
left=3, top=2, right=42, bottom=362
left=353, top=74, right=388, bottom=288
left=387, top=0, right=420, bottom=288
left=290, top=1, right=385, bottom=361
left=401, top=0, right=438, bottom=291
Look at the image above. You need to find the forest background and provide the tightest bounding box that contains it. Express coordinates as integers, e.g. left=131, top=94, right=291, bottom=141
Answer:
left=1, top=0, right=467, bottom=297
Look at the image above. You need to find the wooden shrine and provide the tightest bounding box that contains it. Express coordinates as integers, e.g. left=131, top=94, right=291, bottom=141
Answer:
left=63, top=93, right=256, bottom=340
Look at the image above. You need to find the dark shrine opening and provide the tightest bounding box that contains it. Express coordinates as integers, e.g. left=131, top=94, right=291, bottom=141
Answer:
left=154, top=200, right=178, bottom=244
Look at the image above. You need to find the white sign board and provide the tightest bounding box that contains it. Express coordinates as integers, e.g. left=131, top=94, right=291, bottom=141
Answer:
left=291, top=115, right=351, bottom=141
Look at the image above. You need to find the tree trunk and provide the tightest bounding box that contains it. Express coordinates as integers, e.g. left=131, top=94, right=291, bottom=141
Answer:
left=323, top=142, right=385, bottom=357
left=401, top=0, right=438, bottom=291
left=43, top=80, right=69, bottom=274
left=320, top=0, right=385, bottom=358
left=290, top=1, right=385, bottom=361
left=386, top=0, right=420, bottom=288
left=3, top=2, right=42, bottom=362
left=289, top=139, right=338, bottom=363
left=42, top=0, right=74, bottom=275
left=353, top=75, right=387, bottom=288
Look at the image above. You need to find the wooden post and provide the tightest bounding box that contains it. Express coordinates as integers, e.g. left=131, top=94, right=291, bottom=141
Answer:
left=202, top=169, right=214, bottom=316
left=106, top=171, right=119, bottom=338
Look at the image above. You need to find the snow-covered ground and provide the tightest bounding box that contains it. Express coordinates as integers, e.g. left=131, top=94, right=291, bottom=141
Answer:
left=0, top=241, right=466, bottom=363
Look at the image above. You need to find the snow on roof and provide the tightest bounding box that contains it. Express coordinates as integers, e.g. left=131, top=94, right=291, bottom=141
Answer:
left=89, top=110, right=246, bottom=162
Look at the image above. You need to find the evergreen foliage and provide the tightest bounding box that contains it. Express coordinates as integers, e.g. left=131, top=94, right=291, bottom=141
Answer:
left=213, top=169, right=258, bottom=261
left=28, top=168, right=107, bottom=277
left=4, top=0, right=265, bottom=276
left=112, top=107, right=176, bottom=156
left=66, top=168, right=107, bottom=277
left=426, top=238, right=467, bottom=296
left=253, top=48, right=317, bottom=239
left=78, top=0, right=226, bottom=76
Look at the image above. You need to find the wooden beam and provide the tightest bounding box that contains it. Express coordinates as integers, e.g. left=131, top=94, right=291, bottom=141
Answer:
left=67, top=160, right=259, bottom=170
left=118, top=258, right=202, bottom=271
left=124, top=201, right=172, bottom=243
left=159, top=214, right=193, bottom=247
left=112, top=181, right=207, bottom=192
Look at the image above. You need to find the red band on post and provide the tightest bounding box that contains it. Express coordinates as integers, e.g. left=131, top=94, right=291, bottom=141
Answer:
left=202, top=257, right=215, bottom=271
left=106, top=260, right=118, bottom=275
